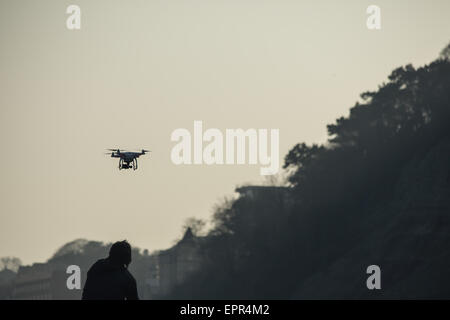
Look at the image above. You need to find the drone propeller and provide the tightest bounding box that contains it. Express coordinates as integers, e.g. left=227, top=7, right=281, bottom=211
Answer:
left=141, top=149, right=151, bottom=153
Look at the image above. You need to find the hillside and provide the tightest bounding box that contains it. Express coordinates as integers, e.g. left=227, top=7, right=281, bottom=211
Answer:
left=165, top=46, right=450, bottom=300
left=292, top=135, right=450, bottom=299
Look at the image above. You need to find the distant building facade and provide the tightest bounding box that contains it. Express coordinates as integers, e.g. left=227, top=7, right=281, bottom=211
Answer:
left=148, top=228, right=203, bottom=298
left=142, top=254, right=160, bottom=299
left=0, top=269, right=16, bottom=299
left=12, top=263, right=80, bottom=300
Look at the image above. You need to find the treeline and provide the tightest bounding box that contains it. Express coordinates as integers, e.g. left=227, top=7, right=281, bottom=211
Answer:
left=166, top=44, right=450, bottom=299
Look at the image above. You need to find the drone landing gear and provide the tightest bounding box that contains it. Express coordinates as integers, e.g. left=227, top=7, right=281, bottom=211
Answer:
left=119, top=159, right=130, bottom=170
left=118, top=159, right=137, bottom=170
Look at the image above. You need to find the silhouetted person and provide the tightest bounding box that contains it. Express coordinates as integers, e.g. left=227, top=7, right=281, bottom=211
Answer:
left=82, top=240, right=139, bottom=300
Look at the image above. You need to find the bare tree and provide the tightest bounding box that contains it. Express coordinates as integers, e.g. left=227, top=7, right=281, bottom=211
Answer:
left=263, top=170, right=289, bottom=186
left=0, top=257, right=22, bottom=272
left=182, top=217, right=207, bottom=237
left=440, top=41, right=450, bottom=60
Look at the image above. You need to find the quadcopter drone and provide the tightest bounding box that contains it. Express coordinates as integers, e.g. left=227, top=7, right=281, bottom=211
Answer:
left=106, top=149, right=150, bottom=170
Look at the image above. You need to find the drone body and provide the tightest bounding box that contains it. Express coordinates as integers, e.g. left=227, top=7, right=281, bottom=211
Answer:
left=107, top=149, right=150, bottom=170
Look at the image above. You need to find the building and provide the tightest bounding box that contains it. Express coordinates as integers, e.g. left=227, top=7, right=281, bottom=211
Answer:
left=142, top=254, right=160, bottom=299
left=233, top=185, right=293, bottom=257
left=12, top=263, right=80, bottom=300
left=153, top=228, right=203, bottom=297
left=0, top=268, right=16, bottom=300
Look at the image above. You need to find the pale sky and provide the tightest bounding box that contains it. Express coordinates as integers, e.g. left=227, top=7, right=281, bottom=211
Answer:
left=1, top=0, right=449, bottom=265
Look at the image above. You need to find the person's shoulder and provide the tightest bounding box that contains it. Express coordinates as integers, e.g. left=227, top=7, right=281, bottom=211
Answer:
left=92, top=258, right=108, bottom=267
left=88, top=258, right=107, bottom=273
left=123, top=269, right=137, bottom=283
left=94, top=258, right=108, bottom=265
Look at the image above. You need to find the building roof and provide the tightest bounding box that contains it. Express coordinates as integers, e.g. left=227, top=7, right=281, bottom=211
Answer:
left=181, top=227, right=194, bottom=241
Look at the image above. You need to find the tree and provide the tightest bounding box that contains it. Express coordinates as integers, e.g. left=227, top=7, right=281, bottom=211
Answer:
left=0, top=257, right=22, bottom=272
left=182, top=217, right=207, bottom=237
left=440, top=41, right=450, bottom=60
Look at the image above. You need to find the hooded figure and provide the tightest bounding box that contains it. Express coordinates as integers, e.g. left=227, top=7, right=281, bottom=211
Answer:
left=82, top=240, right=139, bottom=300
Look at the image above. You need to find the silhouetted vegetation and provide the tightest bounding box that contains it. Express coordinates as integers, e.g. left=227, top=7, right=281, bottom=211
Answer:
left=0, top=257, right=22, bottom=272
left=166, top=44, right=450, bottom=299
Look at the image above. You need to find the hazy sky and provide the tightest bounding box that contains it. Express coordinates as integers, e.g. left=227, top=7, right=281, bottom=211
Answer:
left=1, top=0, right=449, bottom=265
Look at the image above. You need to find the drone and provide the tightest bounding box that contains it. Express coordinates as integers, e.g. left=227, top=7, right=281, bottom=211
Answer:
left=106, top=149, right=150, bottom=170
